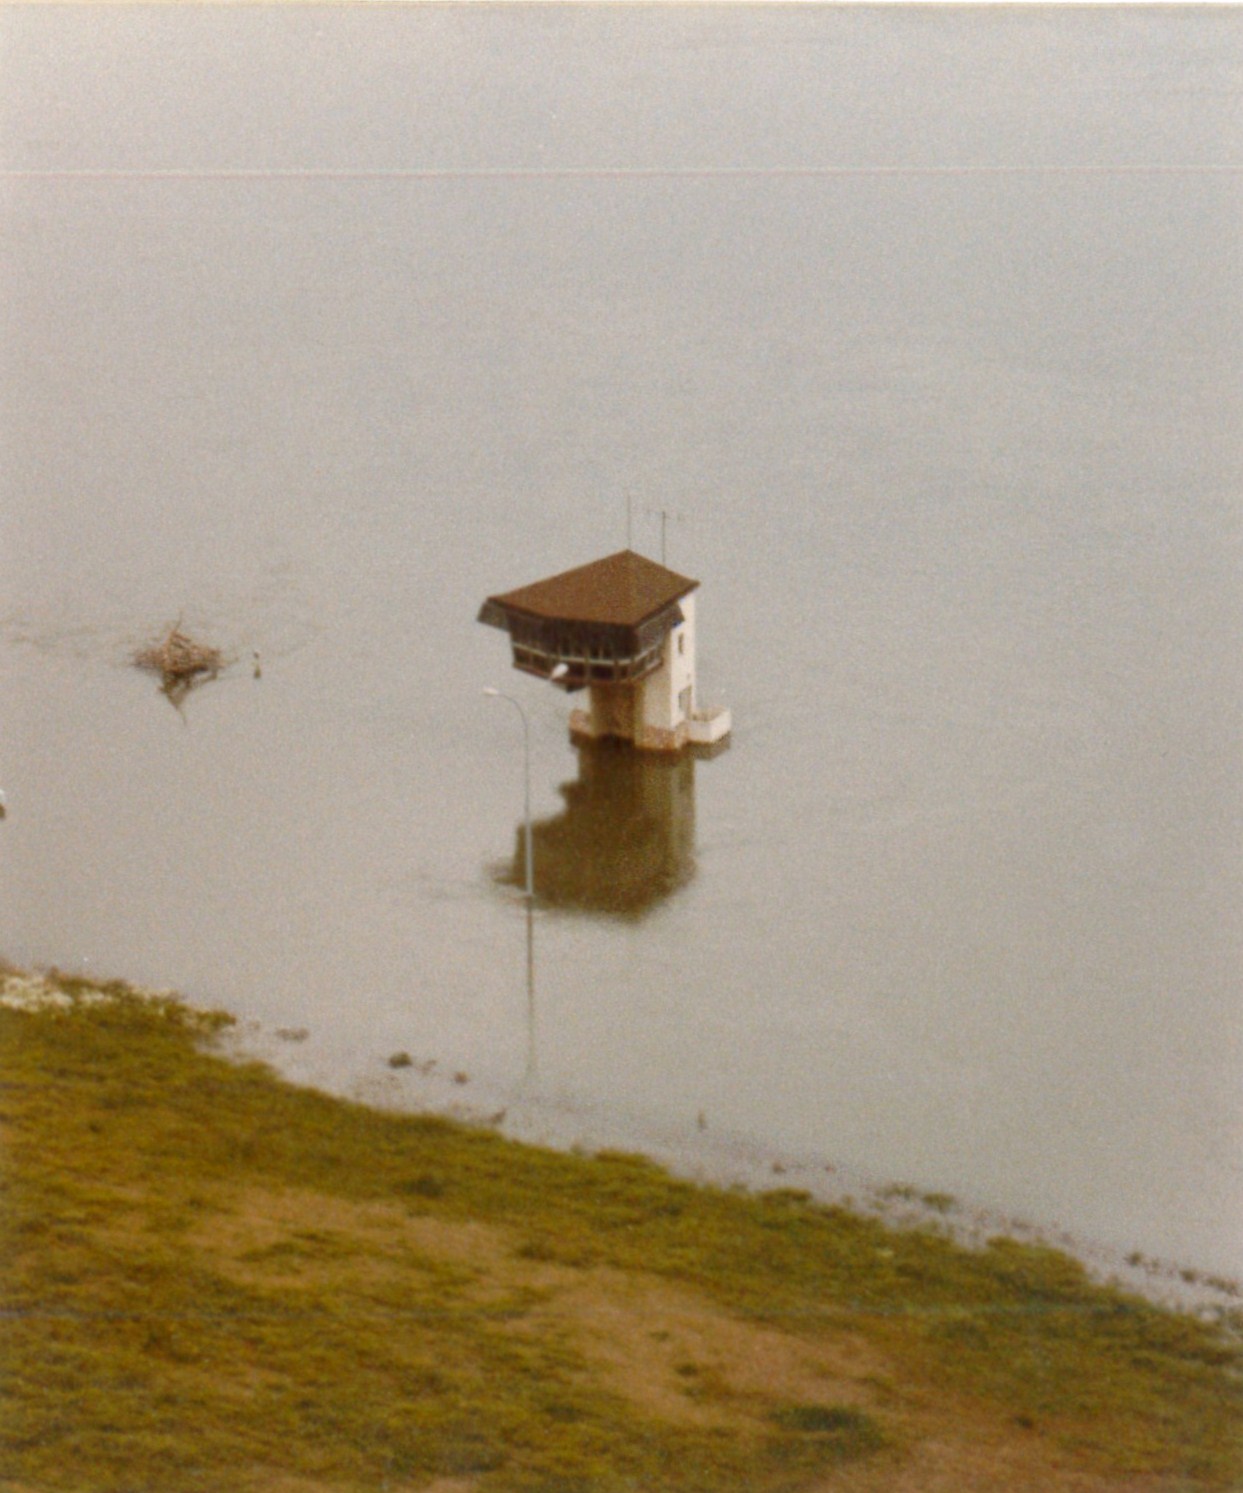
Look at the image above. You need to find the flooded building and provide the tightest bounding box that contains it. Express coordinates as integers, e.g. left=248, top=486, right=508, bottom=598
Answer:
left=478, top=549, right=731, bottom=753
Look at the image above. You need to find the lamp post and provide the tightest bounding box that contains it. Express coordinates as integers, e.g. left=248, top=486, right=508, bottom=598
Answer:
left=482, top=687, right=533, bottom=900
left=484, top=684, right=538, bottom=1082
left=482, top=663, right=567, bottom=902
left=484, top=667, right=564, bottom=1086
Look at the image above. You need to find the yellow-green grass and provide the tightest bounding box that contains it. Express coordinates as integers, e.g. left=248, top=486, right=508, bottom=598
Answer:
left=1, top=972, right=1240, bottom=1492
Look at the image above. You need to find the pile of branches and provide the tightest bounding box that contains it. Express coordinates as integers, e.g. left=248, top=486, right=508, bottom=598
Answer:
left=133, top=624, right=223, bottom=688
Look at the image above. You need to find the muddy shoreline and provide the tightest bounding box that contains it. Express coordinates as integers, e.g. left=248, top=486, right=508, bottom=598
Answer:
left=220, top=1007, right=1242, bottom=1323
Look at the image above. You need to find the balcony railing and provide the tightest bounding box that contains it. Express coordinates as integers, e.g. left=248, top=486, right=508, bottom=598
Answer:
left=511, top=641, right=665, bottom=688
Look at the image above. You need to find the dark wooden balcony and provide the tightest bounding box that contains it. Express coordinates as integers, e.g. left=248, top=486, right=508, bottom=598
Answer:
left=510, top=639, right=665, bottom=690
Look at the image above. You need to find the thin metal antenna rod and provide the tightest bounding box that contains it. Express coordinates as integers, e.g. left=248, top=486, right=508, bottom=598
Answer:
left=645, top=507, right=683, bottom=566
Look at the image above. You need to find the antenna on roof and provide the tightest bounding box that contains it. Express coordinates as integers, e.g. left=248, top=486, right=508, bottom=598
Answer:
left=645, top=507, right=683, bottom=567
left=626, top=492, right=633, bottom=552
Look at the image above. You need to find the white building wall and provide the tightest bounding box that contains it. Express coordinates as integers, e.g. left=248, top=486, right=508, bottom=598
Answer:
left=672, top=593, right=696, bottom=719
left=635, top=594, right=696, bottom=749
left=571, top=595, right=705, bottom=753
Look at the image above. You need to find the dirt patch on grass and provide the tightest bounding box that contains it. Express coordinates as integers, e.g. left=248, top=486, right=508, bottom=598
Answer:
left=523, top=1266, right=887, bottom=1430
left=192, top=1186, right=505, bottom=1262
left=166, top=1183, right=1199, bottom=1492
left=187, top=1186, right=886, bottom=1414
left=816, top=1426, right=1195, bottom=1493
left=251, top=1478, right=477, bottom=1493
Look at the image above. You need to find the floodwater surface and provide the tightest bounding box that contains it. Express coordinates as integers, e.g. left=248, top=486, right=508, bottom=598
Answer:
left=1, top=6, right=1241, bottom=1278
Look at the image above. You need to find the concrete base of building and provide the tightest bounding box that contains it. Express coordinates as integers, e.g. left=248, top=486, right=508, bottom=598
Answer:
left=569, top=707, right=731, bottom=755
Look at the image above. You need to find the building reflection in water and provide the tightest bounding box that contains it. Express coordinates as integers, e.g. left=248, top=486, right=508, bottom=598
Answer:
left=497, top=739, right=697, bottom=919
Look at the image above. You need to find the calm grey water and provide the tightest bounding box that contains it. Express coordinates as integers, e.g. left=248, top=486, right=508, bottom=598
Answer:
left=2, top=6, right=1241, bottom=1277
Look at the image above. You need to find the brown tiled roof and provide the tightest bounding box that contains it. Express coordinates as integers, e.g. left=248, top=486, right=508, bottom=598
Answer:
left=482, top=550, right=698, bottom=628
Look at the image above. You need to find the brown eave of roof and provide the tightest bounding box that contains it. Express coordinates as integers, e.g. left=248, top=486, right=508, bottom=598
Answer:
left=481, top=549, right=699, bottom=628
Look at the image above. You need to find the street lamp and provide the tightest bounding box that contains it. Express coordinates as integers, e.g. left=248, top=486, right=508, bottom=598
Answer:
left=482, top=687, right=533, bottom=901
left=484, top=667, right=566, bottom=1087
left=482, top=664, right=567, bottom=904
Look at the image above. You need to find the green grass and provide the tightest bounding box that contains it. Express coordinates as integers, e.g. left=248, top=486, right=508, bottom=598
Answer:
left=2, top=973, right=1241, bottom=1492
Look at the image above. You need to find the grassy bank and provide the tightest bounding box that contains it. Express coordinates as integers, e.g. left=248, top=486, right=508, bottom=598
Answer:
left=1, top=970, right=1240, bottom=1493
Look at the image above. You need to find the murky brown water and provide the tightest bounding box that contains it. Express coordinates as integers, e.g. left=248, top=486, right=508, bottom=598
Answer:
left=2, top=6, right=1241, bottom=1277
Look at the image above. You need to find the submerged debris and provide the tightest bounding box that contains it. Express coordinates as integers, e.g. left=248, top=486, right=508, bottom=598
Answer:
left=134, top=623, right=224, bottom=706
left=134, top=624, right=223, bottom=683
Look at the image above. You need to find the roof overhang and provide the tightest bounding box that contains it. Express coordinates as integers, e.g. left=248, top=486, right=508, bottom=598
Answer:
left=478, top=549, right=699, bottom=632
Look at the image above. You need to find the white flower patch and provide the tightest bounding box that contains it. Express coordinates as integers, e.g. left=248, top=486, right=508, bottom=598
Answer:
left=0, top=970, right=230, bottom=1036
left=0, top=973, right=175, bottom=1013
left=0, top=975, right=74, bottom=1011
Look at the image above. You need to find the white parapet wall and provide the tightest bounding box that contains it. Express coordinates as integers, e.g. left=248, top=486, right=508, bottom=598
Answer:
left=687, top=705, right=732, bottom=746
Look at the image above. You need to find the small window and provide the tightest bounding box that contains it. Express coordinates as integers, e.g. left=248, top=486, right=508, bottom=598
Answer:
left=677, top=631, right=685, bottom=656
